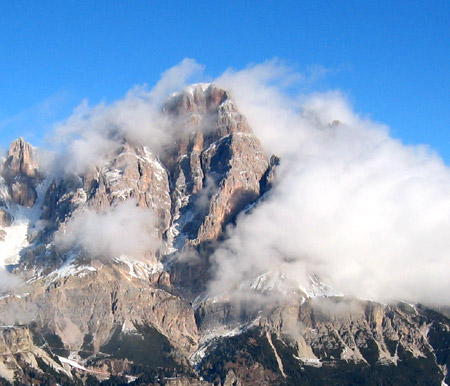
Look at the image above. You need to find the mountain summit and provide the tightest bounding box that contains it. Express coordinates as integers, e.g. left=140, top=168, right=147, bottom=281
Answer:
left=0, top=85, right=448, bottom=385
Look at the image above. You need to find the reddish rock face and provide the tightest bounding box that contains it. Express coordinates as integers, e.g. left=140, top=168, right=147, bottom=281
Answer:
left=162, top=84, right=269, bottom=249
left=39, top=85, right=270, bottom=255
left=4, top=138, right=38, bottom=179
left=2, top=138, right=40, bottom=207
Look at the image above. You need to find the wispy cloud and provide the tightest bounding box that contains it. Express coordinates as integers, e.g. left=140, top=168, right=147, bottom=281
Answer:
left=46, top=58, right=204, bottom=175
left=0, top=269, right=22, bottom=291
left=0, top=91, right=71, bottom=148
left=55, top=199, right=159, bottom=261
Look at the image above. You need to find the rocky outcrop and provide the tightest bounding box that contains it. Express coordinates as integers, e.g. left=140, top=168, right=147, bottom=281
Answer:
left=82, top=143, right=171, bottom=233
left=195, top=132, right=268, bottom=243
left=0, top=325, right=70, bottom=384
left=28, top=142, right=172, bottom=273
left=0, top=209, right=12, bottom=242
left=0, top=209, right=12, bottom=228
left=160, top=85, right=271, bottom=296
left=0, top=263, right=198, bottom=355
left=2, top=138, right=40, bottom=207
left=162, top=84, right=269, bottom=249
left=41, top=143, right=171, bottom=234
left=260, top=155, right=280, bottom=195
left=0, top=260, right=200, bottom=383
left=3, top=138, right=38, bottom=179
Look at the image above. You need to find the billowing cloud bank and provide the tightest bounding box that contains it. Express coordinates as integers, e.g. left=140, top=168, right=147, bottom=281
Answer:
left=46, top=59, right=450, bottom=306
left=211, top=61, right=450, bottom=306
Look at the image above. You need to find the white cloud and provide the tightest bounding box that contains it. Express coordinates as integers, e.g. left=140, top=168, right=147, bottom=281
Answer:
left=0, top=269, right=22, bottom=291
left=41, top=58, right=450, bottom=306
left=211, top=62, right=450, bottom=306
left=48, top=58, right=204, bottom=175
left=55, top=199, right=159, bottom=261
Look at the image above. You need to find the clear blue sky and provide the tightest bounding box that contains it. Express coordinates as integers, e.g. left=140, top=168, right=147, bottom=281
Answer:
left=1, top=1, right=449, bottom=161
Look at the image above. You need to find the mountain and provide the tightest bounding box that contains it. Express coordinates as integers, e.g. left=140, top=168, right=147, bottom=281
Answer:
left=0, top=84, right=448, bottom=385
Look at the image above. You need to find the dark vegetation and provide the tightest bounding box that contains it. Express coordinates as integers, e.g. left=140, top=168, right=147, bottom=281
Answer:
left=199, top=327, right=282, bottom=384
left=98, top=323, right=179, bottom=370
left=13, top=358, right=82, bottom=386
left=199, top=326, right=445, bottom=386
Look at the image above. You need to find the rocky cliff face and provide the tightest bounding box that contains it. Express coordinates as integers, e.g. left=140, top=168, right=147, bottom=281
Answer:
left=0, top=139, right=43, bottom=267
left=195, top=302, right=449, bottom=386
left=0, top=85, right=448, bottom=385
left=2, top=138, right=40, bottom=208
left=163, top=85, right=268, bottom=248
left=0, top=325, right=72, bottom=384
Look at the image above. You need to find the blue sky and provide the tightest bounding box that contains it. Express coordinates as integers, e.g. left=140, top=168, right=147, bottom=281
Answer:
left=1, top=1, right=449, bottom=161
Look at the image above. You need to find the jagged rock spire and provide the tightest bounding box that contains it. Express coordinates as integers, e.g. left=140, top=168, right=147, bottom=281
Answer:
left=4, top=137, right=38, bottom=179
left=2, top=138, right=40, bottom=207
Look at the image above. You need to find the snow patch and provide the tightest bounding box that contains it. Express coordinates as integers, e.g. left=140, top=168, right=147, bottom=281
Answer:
left=113, top=254, right=163, bottom=280
left=58, top=356, right=109, bottom=376
left=168, top=83, right=211, bottom=100
left=244, top=271, right=297, bottom=296
left=58, top=356, right=88, bottom=371
left=47, top=261, right=97, bottom=284
left=0, top=178, right=50, bottom=267
left=189, top=318, right=260, bottom=367
left=0, top=217, right=29, bottom=266
left=166, top=209, right=194, bottom=252
left=299, top=274, right=343, bottom=299
left=185, top=83, right=211, bottom=95
left=294, top=355, right=323, bottom=367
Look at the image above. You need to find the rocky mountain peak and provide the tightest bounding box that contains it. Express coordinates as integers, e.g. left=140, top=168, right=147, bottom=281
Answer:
left=1, top=138, right=40, bottom=207
left=165, top=84, right=228, bottom=115
left=4, top=137, right=38, bottom=179
left=160, top=84, right=270, bottom=258
left=164, top=84, right=250, bottom=140
left=0, top=86, right=447, bottom=385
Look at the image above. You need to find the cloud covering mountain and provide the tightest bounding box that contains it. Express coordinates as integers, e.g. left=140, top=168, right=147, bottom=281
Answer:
left=55, top=199, right=158, bottom=260
left=213, top=61, right=450, bottom=306
left=42, top=59, right=450, bottom=306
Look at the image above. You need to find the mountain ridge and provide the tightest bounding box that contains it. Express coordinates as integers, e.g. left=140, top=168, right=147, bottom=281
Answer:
left=0, top=84, right=448, bottom=385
